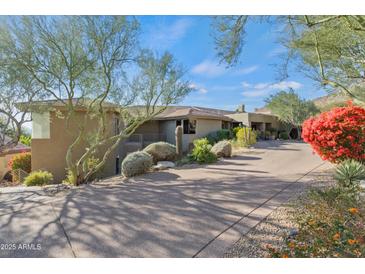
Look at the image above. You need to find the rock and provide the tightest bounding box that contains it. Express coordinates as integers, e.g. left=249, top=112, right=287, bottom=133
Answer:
left=143, top=142, right=177, bottom=163
left=288, top=228, right=299, bottom=239
left=211, top=140, right=232, bottom=158
left=43, top=184, right=71, bottom=195
left=154, top=161, right=176, bottom=170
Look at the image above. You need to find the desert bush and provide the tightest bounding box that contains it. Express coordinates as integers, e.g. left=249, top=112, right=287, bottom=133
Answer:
left=206, top=129, right=232, bottom=145
left=279, top=131, right=289, bottom=140
left=302, top=102, right=365, bottom=163
left=121, top=151, right=153, bottom=177
left=211, top=140, right=232, bottom=157
left=268, top=185, right=365, bottom=258
left=143, top=142, right=177, bottom=163
left=8, top=152, right=31, bottom=173
left=190, top=138, right=217, bottom=164
left=235, top=127, right=257, bottom=147
left=19, top=135, right=31, bottom=146
left=231, top=126, right=242, bottom=137
left=24, top=170, right=53, bottom=186
left=334, top=160, right=365, bottom=190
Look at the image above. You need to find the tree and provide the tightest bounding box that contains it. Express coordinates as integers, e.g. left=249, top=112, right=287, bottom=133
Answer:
left=0, top=70, right=43, bottom=153
left=212, top=16, right=365, bottom=102
left=265, top=90, right=319, bottom=139
left=0, top=16, right=193, bottom=185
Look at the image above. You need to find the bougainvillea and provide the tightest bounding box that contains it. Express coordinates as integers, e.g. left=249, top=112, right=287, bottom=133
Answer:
left=302, top=102, right=365, bottom=163
left=7, top=152, right=31, bottom=173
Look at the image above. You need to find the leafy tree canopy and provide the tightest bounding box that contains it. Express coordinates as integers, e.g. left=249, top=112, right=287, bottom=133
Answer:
left=265, top=89, right=319, bottom=131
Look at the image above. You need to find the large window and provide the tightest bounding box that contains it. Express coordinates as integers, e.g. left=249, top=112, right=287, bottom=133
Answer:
left=32, top=112, right=50, bottom=139
left=114, top=117, right=120, bottom=135
left=222, top=121, right=231, bottom=130
left=183, top=119, right=196, bottom=134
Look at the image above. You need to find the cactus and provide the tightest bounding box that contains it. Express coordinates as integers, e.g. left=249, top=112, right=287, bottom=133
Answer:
left=175, top=125, right=183, bottom=158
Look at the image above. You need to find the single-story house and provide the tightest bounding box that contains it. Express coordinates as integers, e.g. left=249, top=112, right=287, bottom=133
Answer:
left=0, top=136, right=31, bottom=180
left=17, top=100, right=282, bottom=182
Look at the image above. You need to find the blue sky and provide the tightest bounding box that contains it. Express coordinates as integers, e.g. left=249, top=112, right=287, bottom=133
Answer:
left=137, top=16, right=327, bottom=112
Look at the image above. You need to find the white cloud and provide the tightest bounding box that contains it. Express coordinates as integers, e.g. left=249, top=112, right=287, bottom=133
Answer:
left=189, top=82, right=208, bottom=94
left=149, top=18, right=193, bottom=49
left=241, top=81, right=251, bottom=88
left=242, top=81, right=303, bottom=98
left=191, top=60, right=226, bottom=77
left=235, top=65, right=259, bottom=75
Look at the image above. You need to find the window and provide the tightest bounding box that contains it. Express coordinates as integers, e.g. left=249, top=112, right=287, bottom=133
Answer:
left=183, top=119, right=196, bottom=134
left=114, top=117, right=120, bottom=135
left=32, top=112, right=50, bottom=139
left=222, top=121, right=230, bottom=130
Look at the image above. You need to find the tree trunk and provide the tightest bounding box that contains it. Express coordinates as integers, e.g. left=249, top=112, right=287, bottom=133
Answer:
left=297, top=127, right=302, bottom=140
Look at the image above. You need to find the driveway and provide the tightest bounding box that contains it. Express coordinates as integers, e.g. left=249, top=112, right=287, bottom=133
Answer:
left=0, top=141, right=331, bottom=257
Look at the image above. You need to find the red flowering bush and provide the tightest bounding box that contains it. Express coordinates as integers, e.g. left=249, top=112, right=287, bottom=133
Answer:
left=8, top=152, right=31, bottom=173
left=302, top=102, right=365, bottom=163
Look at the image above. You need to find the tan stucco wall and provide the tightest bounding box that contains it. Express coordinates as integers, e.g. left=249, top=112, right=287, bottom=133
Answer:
left=196, top=119, right=222, bottom=138
left=226, top=113, right=250, bottom=126
left=31, top=110, right=123, bottom=183
left=248, top=113, right=282, bottom=130
left=134, top=120, right=160, bottom=134
left=180, top=118, right=223, bottom=152
left=158, top=118, right=224, bottom=152
left=226, top=112, right=283, bottom=130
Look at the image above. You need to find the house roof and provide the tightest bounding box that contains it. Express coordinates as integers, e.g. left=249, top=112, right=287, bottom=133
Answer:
left=254, top=106, right=272, bottom=114
left=16, top=98, right=120, bottom=112
left=0, top=136, right=31, bottom=156
left=154, top=106, right=235, bottom=121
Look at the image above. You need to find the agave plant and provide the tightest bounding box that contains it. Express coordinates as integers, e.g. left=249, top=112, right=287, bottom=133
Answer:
left=334, top=159, right=365, bottom=189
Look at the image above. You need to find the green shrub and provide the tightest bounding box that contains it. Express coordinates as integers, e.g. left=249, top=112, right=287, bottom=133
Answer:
left=190, top=138, right=217, bottom=164
left=8, top=152, right=31, bottom=173
left=232, top=126, right=242, bottom=137
left=63, top=169, right=77, bottom=185
left=24, top=170, right=53, bottom=186
left=334, top=159, right=365, bottom=190
left=206, top=129, right=232, bottom=145
left=143, top=142, right=177, bottom=163
left=121, top=151, right=153, bottom=177
left=19, top=135, right=31, bottom=146
left=235, top=127, right=257, bottom=147
left=279, top=131, right=289, bottom=140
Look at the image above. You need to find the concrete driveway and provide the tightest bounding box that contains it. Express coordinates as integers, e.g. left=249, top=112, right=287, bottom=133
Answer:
left=0, top=141, right=330, bottom=257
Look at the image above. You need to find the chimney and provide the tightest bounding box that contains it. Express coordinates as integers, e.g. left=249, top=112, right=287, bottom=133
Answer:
left=236, top=104, right=245, bottom=113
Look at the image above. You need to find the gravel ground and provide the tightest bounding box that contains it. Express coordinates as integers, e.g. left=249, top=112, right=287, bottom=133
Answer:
left=224, top=170, right=336, bottom=258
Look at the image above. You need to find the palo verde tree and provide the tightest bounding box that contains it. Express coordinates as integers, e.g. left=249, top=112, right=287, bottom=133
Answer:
left=0, top=16, right=193, bottom=185
left=0, top=66, right=44, bottom=153
left=265, top=89, right=319, bottom=139
left=212, top=16, right=365, bottom=102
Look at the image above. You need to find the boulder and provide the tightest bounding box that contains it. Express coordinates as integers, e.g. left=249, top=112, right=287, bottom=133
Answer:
left=121, top=151, right=153, bottom=177
left=143, top=142, right=177, bottom=163
left=154, top=161, right=176, bottom=170
left=211, top=140, right=232, bottom=158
